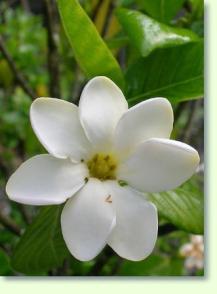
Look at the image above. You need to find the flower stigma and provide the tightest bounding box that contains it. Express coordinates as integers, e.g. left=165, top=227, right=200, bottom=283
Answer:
left=86, top=153, right=118, bottom=180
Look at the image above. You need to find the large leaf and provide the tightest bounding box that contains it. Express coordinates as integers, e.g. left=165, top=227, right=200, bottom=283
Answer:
left=136, top=0, right=185, bottom=24
left=116, top=8, right=199, bottom=57
left=148, top=176, right=204, bottom=234
left=126, top=42, right=204, bottom=105
left=12, top=206, right=69, bottom=275
left=57, top=0, right=124, bottom=88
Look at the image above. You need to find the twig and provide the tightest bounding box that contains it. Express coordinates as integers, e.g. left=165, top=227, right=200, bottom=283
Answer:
left=44, top=0, right=60, bottom=97
left=0, top=36, right=36, bottom=100
left=0, top=211, right=22, bottom=236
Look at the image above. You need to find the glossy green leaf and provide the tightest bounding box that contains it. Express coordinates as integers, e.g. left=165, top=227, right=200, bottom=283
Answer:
left=148, top=177, right=204, bottom=234
left=116, top=8, right=199, bottom=57
left=57, top=0, right=124, bottom=88
left=136, top=0, right=185, bottom=24
left=126, top=42, right=204, bottom=105
left=12, top=206, right=69, bottom=275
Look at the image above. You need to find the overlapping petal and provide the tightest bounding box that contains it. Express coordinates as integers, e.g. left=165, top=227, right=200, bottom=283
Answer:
left=114, top=98, right=173, bottom=158
left=61, top=179, right=116, bottom=261
left=79, top=76, right=128, bottom=151
left=6, top=155, right=88, bottom=205
left=117, top=138, right=200, bottom=193
left=30, top=98, right=91, bottom=161
left=106, top=181, right=158, bottom=261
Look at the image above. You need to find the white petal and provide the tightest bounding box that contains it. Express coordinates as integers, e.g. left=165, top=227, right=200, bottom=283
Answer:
left=79, top=76, right=128, bottom=151
left=114, top=98, right=173, bottom=158
left=117, top=138, right=200, bottom=193
left=106, top=181, right=158, bottom=261
left=61, top=179, right=116, bottom=261
left=6, top=155, right=88, bottom=205
left=30, top=98, right=91, bottom=161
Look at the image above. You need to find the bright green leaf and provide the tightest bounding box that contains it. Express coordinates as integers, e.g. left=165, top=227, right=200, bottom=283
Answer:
left=148, top=176, right=204, bottom=234
left=136, top=0, right=185, bottom=24
left=12, top=206, right=69, bottom=275
left=126, top=42, right=204, bottom=105
left=116, top=8, right=199, bottom=57
left=57, top=0, right=124, bottom=88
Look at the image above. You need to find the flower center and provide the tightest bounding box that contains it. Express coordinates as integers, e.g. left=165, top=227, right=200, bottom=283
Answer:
left=87, top=153, right=118, bottom=180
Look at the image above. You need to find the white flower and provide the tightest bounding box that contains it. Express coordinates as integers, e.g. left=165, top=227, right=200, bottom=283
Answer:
left=180, top=235, right=204, bottom=270
left=6, top=76, right=200, bottom=262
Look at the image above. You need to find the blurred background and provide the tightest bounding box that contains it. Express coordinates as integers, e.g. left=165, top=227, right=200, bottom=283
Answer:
left=0, top=0, right=204, bottom=276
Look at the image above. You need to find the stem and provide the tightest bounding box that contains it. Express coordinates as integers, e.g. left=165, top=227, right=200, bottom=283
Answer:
left=0, top=36, right=36, bottom=100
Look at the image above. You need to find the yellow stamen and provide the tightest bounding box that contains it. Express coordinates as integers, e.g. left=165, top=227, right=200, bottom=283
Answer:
left=87, top=153, right=118, bottom=180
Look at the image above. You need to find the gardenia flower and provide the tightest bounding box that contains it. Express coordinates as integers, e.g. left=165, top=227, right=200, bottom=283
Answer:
left=180, top=235, right=204, bottom=271
left=6, top=76, right=200, bottom=261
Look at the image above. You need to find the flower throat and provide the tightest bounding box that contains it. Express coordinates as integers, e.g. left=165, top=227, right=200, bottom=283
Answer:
left=87, top=153, right=117, bottom=180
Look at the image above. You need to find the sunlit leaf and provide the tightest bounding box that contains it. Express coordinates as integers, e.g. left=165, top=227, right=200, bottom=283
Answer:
left=12, top=206, right=69, bottom=274
left=135, top=0, right=185, bottom=24
left=57, top=0, right=124, bottom=88
left=148, top=176, right=204, bottom=234
left=126, top=42, right=204, bottom=105
left=116, top=8, right=199, bottom=57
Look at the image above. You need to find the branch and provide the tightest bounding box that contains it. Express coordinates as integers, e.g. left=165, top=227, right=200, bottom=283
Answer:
left=44, top=0, right=60, bottom=97
left=0, top=211, right=22, bottom=236
left=0, top=36, right=36, bottom=100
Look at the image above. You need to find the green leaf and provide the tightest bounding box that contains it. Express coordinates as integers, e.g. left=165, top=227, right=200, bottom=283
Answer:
left=126, top=42, right=204, bottom=105
left=0, top=249, right=13, bottom=275
left=148, top=176, right=204, bottom=234
left=118, top=254, right=183, bottom=275
left=116, top=8, right=199, bottom=57
left=189, top=0, right=204, bottom=19
left=57, top=0, right=124, bottom=88
left=136, top=0, right=185, bottom=24
left=12, top=206, right=69, bottom=275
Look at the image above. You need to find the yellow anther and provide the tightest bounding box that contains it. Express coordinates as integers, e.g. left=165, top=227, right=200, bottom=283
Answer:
left=87, top=153, right=118, bottom=181
left=104, top=155, right=110, bottom=161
